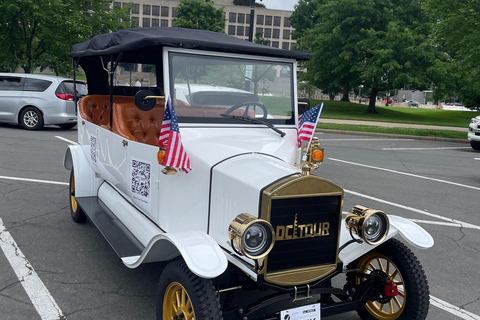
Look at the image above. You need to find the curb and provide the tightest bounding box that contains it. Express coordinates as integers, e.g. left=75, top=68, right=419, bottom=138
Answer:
left=316, top=128, right=469, bottom=144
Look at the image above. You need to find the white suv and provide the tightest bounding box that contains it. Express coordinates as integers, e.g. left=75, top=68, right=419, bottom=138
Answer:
left=468, top=116, right=480, bottom=150
left=0, top=73, right=87, bottom=130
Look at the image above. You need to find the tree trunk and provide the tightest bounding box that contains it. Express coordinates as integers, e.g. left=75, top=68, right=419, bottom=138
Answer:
left=341, top=83, right=350, bottom=102
left=366, top=89, right=379, bottom=114
left=329, top=93, right=335, bottom=100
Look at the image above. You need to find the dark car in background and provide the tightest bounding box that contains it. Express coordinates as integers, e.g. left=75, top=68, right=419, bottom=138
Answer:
left=0, top=73, right=87, bottom=130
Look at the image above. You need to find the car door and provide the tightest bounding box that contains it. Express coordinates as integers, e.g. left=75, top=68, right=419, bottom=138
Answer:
left=0, top=75, right=25, bottom=122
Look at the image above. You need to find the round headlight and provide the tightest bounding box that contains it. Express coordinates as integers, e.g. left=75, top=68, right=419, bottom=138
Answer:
left=345, top=205, right=390, bottom=245
left=364, top=214, right=384, bottom=243
left=243, top=223, right=271, bottom=256
left=229, top=213, right=275, bottom=259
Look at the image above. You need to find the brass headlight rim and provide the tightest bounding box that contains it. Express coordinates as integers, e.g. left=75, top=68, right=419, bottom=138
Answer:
left=229, top=214, right=276, bottom=260
left=346, top=207, right=390, bottom=245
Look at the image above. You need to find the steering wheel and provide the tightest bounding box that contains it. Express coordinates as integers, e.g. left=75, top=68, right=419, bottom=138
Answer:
left=224, top=101, right=268, bottom=119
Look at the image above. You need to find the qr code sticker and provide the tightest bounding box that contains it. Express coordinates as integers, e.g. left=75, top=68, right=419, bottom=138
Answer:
left=131, top=159, right=151, bottom=198
left=90, top=135, right=97, bottom=163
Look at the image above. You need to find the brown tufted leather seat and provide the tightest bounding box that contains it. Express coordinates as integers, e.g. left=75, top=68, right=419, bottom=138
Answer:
left=113, top=102, right=165, bottom=147
left=78, top=95, right=135, bottom=128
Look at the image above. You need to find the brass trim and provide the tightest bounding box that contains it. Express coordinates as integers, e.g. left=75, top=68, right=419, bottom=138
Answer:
left=145, top=95, right=165, bottom=100
left=297, top=102, right=309, bottom=105
left=259, top=175, right=344, bottom=286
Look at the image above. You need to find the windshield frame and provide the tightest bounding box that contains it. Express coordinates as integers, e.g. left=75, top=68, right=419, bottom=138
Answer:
left=164, top=47, right=297, bottom=126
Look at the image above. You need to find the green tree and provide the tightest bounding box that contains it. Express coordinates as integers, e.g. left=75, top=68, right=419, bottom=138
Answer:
left=424, top=0, right=480, bottom=109
left=174, top=0, right=226, bottom=33
left=254, top=31, right=270, bottom=46
left=0, top=0, right=133, bottom=75
left=294, top=0, right=437, bottom=113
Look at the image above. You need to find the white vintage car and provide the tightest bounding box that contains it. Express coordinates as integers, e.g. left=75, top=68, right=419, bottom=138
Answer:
left=64, top=27, right=433, bottom=320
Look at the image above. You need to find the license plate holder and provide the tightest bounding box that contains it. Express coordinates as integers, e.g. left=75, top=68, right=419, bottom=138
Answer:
left=280, top=303, right=321, bottom=320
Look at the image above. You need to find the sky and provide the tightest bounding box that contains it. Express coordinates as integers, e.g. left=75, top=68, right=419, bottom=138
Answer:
left=262, top=0, right=299, bottom=11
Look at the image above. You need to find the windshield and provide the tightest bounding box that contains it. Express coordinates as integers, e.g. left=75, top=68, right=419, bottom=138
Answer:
left=169, top=52, right=294, bottom=125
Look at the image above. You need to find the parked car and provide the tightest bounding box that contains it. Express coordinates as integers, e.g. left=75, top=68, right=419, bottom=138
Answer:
left=405, top=100, right=420, bottom=107
left=0, top=73, right=87, bottom=130
left=468, top=116, right=480, bottom=150
left=64, top=27, right=433, bottom=320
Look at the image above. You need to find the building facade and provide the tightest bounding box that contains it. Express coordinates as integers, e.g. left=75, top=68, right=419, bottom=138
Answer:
left=113, top=0, right=297, bottom=50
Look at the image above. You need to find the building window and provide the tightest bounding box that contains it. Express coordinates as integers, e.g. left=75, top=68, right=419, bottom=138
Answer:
left=264, top=28, right=271, bottom=38
left=282, top=42, right=290, bottom=50
left=161, top=6, right=169, bottom=17
left=257, top=15, right=264, bottom=25
left=143, top=17, right=150, bottom=27
left=256, top=27, right=263, bottom=35
left=233, top=26, right=242, bottom=36
left=143, top=5, right=151, bottom=15
left=132, top=3, right=139, bottom=14
left=172, top=7, right=178, bottom=17
left=161, top=19, right=169, bottom=27
left=273, top=29, right=280, bottom=39
left=265, top=15, right=272, bottom=26
left=271, top=41, right=279, bottom=48
left=237, top=13, right=245, bottom=23
left=283, top=30, right=290, bottom=40
left=132, top=16, right=139, bottom=26
left=245, top=26, right=250, bottom=36
left=284, top=17, right=291, bottom=27
left=152, top=5, right=159, bottom=16
left=152, top=18, right=159, bottom=27
left=228, top=25, right=236, bottom=35
left=229, top=12, right=236, bottom=22
left=246, top=14, right=251, bottom=23
left=113, top=2, right=121, bottom=8
left=273, top=16, right=281, bottom=26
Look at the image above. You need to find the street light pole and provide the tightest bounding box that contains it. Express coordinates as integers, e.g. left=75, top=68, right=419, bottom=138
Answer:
left=248, top=0, right=255, bottom=42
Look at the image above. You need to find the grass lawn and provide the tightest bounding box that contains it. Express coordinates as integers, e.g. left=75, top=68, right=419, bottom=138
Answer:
left=310, top=99, right=480, bottom=127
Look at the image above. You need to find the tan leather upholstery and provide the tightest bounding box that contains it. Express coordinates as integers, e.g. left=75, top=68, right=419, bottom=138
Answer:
left=113, top=102, right=165, bottom=147
left=78, top=95, right=134, bottom=128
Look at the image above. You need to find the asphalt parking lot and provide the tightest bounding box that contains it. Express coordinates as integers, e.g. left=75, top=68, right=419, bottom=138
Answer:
left=1, top=123, right=479, bottom=320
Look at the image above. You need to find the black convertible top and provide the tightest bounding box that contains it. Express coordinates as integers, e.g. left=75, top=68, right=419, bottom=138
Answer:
left=72, top=27, right=311, bottom=61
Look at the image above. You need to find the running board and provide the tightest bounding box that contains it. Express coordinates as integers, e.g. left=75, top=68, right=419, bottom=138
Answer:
left=76, top=196, right=144, bottom=258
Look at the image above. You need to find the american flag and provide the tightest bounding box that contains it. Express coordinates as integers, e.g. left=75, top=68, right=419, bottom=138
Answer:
left=159, top=96, right=191, bottom=173
left=297, top=103, right=323, bottom=148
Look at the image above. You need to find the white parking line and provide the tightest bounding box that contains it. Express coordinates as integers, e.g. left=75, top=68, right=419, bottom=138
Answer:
left=382, top=147, right=470, bottom=150
left=431, top=296, right=480, bottom=320
left=319, top=138, right=414, bottom=141
left=329, top=157, right=480, bottom=192
left=54, top=135, right=78, bottom=145
left=345, top=188, right=480, bottom=231
left=0, top=176, right=68, bottom=186
left=0, top=218, right=65, bottom=320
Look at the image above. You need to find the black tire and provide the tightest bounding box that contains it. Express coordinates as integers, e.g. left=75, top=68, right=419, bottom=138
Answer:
left=471, top=140, right=480, bottom=151
left=59, top=123, right=77, bottom=130
left=69, top=169, right=87, bottom=223
left=20, top=107, right=44, bottom=130
left=157, top=260, right=223, bottom=320
left=347, top=239, right=429, bottom=320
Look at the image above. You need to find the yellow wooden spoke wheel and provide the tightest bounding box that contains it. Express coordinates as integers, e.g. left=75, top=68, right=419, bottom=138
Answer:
left=157, top=260, right=223, bottom=320
left=347, top=239, right=430, bottom=320
left=69, top=169, right=87, bottom=223
left=357, top=252, right=406, bottom=319
left=163, top=282, right=195, bottom=320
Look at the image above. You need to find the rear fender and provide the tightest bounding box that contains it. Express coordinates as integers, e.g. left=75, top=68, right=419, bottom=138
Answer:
left=63, top=145, right=102, bottom=197
left=121, top=231, right=228, bottom=279
left=339, top=215, right=434, bottom=266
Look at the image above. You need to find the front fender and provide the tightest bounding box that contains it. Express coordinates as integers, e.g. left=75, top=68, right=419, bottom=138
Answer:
left=339, top=215, right=434, bottom=266
left=63, top=145, right=102, bottom=197
left=121, top=231, right=228, bottom=279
